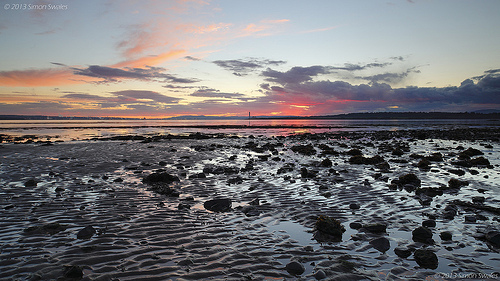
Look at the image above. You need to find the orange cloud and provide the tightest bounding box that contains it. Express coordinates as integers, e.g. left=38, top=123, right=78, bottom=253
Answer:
left=238, top=19, right=290, bottom=37
left=113, top=49, right=187, bottom=68
left=0, top=68, right=81, bottom=87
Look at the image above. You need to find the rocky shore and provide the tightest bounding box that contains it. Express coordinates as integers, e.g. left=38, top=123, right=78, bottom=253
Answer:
left=1, top=128, right=499, bottom=280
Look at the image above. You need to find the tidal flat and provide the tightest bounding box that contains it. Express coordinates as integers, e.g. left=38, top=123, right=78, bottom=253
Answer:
left=1, top=129, right=499, bottom=280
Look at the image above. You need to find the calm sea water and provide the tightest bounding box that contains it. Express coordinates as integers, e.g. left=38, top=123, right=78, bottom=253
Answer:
left=0, top=118, right=499, bottom=141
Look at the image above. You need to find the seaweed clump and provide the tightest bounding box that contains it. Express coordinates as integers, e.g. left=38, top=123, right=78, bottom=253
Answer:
left=314, top=215, right=345, bottom=242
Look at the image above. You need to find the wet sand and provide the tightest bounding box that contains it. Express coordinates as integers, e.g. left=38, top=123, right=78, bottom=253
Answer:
left=1, top=129, right=499, bottom=280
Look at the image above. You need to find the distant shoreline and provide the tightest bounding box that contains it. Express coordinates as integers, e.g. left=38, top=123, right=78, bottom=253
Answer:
left=1, top=111, right=500, bottom=121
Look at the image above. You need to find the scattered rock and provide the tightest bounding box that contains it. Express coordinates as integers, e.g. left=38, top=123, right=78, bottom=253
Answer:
left=349, top=222, right=363, bottom=229
left=414, top=249, right=438, bottom=269
left=465, top=215, right=477, bottom=223
left=24, top=179, right=37, bottom=187
left=417, top=159, right=431, bottom=169
left=422, top=219, right=436, bottom=228
left=412, top=227, right=433, bottom=244
left=394, top=247, right=413, bottom=258
left=448, top=178, right=469, bottom=189
left=460, top=147, right=483, bottom=158
left=397, top=173, right=421, bottom=187
left=241, top=205, right=260, bottom=217
left=349, top=155, right=384, bottom=165
left=485, top=231, right=500, bottom=248
left=290, top=144, right=316, bottom=155
left=440, top=231, right=453, bottom=241
left=24, top=222, right=67, bottom=235
left=320, top=158, right=333, bottom=167
left=227, top=175, right=243, bottom=185
left=362, top=223, right=387, bottom=234
left=301, top=167, right=317, bottom=178
left=313, top=269, right=327, bottom=280
left=314, top=215, right=345, bottom=242
left=77, top=226, right=96, bottom=239
left=285, top=261, right=305, bottom=275
left=349, top=203, right=360, bottom=210
left=143, top=172, right=180, bottom=184
left=346, top=148, right=362, bottom=156
left=369, top=237, right=391, bottom=253
left=204, top=198, right=232, bottom=212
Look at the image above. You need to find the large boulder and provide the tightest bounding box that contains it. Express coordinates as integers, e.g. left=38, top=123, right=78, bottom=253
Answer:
left=285, top=261, right=305, bottom=275
left=413, top=249, right=438, bottom=269
left=369, top=237, right=390, bottom=253
left=412, top=227, right=433, bottom=244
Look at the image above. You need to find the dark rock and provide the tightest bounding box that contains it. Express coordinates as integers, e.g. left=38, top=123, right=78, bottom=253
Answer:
left=362, top=223, right=387, bottom=233
left=349, top=203, right=360, bottom=210
left=394, top=247, right=413, bottom=258
left=204, top=198, right=232, bottom=212
left=350, top=222, right=362, bottom=229
left=149, top=184, right=180, bottom=197
left=485, top=231, right=500, bottom=248
left=443, top=204, right=458, bottom=220
left=448, top=169, right=465, bottom=176
left=55, top=187, right=65, bottom=193
left=398, top=173, right=421, bottom=187
left=426, top=152, right=443, bottom=162
left=143, top=172, right=179, bottom=184
left=346, top=148, right=362, bottom=156
left=320, top=158, right=333, bottom=167
left=63, top=265, right=83, bottom=279
left=189, top=172, right=206, bottom=179
left=315, top=215, right=345, bottom=237
left=369, top=237, right=390, bottom=253
left=392, top=148, right=404, bottom=156
left=349, top=155, right=384, bottom=165
left=416, top=187, right=443, bottom=197
left=422, top=219, right=436, bottom=228
left=24, top=179, right=37, bottom=187
left=470, top=156, right=490, bottom=166
left=414, top=249, right=438, bottom=269
left=460, top=147, right=484, bottom=158
left=290, top=144, right=316, bottom=155
left=24, top=222, right=67, bottom=235
left=285, top=261, right=305, bottom=275
left=313, top=269, right=327, bottom=280
left=417, top=159, right=431, bottom=169
left=227, top=176, right=243, bottom=185
left=376, top=161, right=391, bottom=171
left=447, top=178, right=469, bottom=189
left=412, top=227, right=433, bottom=244
left=301, top=167, right=317, bottom=178
left=77, top=226, right=96, bottom=239
left=241, top=206, right=260, bottom=217
left=465, top=215, right=477, bottom=223
left=440, top=231, right=453, bottom=241
left=472, top=196, right=485, bottom=204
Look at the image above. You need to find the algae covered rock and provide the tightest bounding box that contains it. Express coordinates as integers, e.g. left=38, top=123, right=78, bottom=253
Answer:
left=315, top=215, right=346, bottom=237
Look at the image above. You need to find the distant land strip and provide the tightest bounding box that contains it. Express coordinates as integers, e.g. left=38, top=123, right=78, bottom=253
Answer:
left=1, top=111, right=500, bottom=120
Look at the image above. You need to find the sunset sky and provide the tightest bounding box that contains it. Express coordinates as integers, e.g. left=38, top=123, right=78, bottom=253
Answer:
left=1, top=0, right=499, bottom=118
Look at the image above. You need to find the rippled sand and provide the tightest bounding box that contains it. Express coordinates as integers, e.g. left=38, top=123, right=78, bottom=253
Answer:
left=1, top=130, right=499, bottom=280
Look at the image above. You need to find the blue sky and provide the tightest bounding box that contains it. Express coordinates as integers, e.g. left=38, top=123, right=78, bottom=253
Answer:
left=0, top=0, right=499, bottom=117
